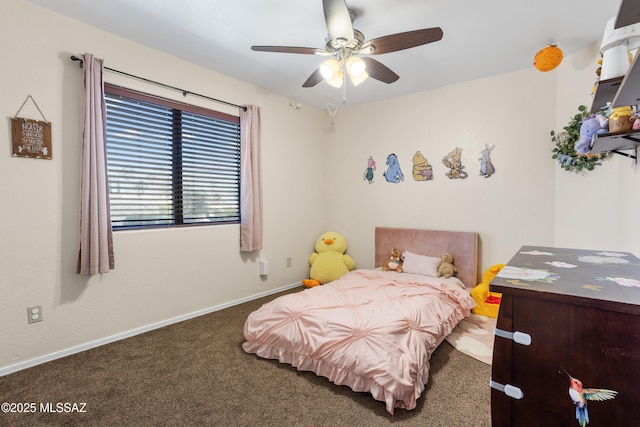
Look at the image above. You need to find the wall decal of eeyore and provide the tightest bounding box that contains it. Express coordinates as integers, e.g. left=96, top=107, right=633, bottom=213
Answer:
left=383, top=153, right=404, bottom=183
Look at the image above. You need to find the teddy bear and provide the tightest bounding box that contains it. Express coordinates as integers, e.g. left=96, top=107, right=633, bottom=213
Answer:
left=382, top=248, right=404, bottom=272
left=436, top=252, right=457, bottom=279
left=302, top=231, right=356, bottom=288
left=412, top=151, right=433, bottom=181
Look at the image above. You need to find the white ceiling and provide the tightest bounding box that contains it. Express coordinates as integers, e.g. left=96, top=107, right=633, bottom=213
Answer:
left=25, top=0, right=622, bottom=110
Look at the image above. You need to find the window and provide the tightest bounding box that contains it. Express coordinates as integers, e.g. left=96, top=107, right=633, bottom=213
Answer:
left=104, top=84, right=241, bottom=230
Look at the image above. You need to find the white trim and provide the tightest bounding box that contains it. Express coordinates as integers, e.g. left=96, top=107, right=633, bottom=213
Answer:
left=0, top=282, right=302, bottom=377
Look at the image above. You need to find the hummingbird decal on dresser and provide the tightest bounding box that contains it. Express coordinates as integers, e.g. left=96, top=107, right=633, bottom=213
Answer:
left=562, top=368, right=618, bottom=426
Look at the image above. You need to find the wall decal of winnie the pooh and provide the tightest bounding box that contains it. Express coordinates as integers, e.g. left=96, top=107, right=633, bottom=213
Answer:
left=412, top=151, right=433, bottom=181
left=442, top=147, right=468, bottom=179
left=383, top=153, right=404, bottom=183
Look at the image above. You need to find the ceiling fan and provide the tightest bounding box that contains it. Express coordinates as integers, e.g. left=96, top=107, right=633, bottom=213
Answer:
left=251, top=0, right=443, bottom=102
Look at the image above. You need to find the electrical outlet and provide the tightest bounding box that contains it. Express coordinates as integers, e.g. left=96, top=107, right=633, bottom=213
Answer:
left=27, top=305, right=42, bottom=324
left=286, top=257, right=292, bottom=268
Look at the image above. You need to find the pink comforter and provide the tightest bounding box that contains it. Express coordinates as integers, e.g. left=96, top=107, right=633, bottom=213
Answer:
left=243, top=269, right=475, bottom=414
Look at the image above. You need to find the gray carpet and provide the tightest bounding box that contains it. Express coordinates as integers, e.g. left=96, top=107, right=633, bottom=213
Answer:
left=0, top=287, right=491, bottom=426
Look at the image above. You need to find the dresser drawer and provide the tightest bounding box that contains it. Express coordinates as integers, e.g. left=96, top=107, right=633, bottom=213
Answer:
left=490, top=246, right=640, bottom=426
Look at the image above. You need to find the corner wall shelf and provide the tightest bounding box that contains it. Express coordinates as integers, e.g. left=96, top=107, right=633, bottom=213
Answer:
left=612, top=50, right=640, bottom=108
left=591, top=77, right=623, bottom=112
left=591, top=130, right=640, bottom=162
left=585, top=0, right=640, bottom=163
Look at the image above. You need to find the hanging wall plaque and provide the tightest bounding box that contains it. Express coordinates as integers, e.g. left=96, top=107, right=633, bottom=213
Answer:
left=11, top=95, right=52, bottom=159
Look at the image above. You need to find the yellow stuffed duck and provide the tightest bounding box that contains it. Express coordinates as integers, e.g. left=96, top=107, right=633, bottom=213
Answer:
left=302, top=231, right=356, bottom=288
left=470, top=263, right=505, bottom=318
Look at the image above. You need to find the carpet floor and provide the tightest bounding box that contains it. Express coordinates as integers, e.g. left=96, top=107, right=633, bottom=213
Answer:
left=0, top=287, right=491, bottom=426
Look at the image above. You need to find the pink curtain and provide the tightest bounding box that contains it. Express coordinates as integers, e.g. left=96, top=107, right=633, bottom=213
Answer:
left=77, top=53, right=114, bottom=275
left=239, top=105, right=263, bottom=252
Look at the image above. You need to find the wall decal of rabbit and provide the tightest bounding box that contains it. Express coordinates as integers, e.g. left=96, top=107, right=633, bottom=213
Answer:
left=479, top=144, right=495, bottom=178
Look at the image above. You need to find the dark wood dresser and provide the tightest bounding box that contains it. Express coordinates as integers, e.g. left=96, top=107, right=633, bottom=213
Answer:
left=490, top=245, right=640, bottom=426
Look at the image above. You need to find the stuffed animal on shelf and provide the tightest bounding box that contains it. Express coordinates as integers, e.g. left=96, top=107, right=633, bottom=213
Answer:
left=382, top=248, right=404, bottom=272
left=302, top=231, right=356, bottom=288
left=471, top=264, right=505, bottom=318
left=436, top=252, right=457, bottom=279
left=574, top=113, right=608, bottom=154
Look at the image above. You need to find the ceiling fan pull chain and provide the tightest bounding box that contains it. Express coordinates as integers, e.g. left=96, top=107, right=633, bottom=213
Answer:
left=341, top=62, right=347, bottom=104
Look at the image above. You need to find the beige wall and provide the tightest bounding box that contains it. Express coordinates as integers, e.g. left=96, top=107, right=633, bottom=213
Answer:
left=325, top=69, right=557, bottom=271
left=2, top=0, right=639, bottom=374
left=554, top=43, right=640, bottom=252
left=1, top=0, right=326, bottom=373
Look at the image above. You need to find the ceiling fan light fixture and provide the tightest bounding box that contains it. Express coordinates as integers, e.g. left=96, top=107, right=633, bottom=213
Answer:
left=349, top=70, right=369, bottom=86
left=320, top=58, right=341, bottom=80
left=251, top=1, right=445, bottom=96
left=346, top=56, right=366, bottom=77
left=326, top=71, right=344, bottom=87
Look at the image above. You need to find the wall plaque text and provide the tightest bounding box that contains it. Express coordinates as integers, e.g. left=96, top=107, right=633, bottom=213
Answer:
left=11, top=117, right=52, bottom=159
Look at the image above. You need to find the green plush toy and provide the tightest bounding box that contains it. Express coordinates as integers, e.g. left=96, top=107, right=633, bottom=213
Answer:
left=302, top=231, right=356, bottom=288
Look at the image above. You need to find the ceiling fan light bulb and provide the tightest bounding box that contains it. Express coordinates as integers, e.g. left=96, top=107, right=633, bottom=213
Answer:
left=319, top=64, right=334, bottom=79
left=320, top=59, right=340, bottom=80
left=346, top=57, right=366, bottom=77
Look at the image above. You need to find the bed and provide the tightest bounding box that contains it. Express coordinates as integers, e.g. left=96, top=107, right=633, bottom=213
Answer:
left=242, top=227, right=479, bottom=414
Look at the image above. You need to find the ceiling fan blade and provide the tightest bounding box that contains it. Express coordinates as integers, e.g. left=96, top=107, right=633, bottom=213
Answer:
left=302, top=68, right=324, bottom=87
left=366, top=27, right=443, bottom=55
left=323, top=0, right=354, bottom=44
left=251, top=46, right=318, bottom=55
left=361, top=58, right=399, bottom=84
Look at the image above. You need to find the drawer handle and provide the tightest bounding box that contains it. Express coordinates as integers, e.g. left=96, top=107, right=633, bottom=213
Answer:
left=494, top=327, right=532, bottom=346
left=490, top=378, right=524, bottom=400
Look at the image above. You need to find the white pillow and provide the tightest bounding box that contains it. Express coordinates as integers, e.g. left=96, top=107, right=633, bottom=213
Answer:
left=402, top=251, right=441, bottom=276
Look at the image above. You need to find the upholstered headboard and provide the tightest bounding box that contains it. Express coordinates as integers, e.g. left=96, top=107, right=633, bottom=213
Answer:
left=375, top=227, right=479, bottom=290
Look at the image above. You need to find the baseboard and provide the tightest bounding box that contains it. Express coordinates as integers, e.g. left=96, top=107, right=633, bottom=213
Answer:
left=0, top=281, right=302, bottom=377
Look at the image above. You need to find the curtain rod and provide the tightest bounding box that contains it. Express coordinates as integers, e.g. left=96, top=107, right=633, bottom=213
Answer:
left=70, top=55, right=246, bottom=111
